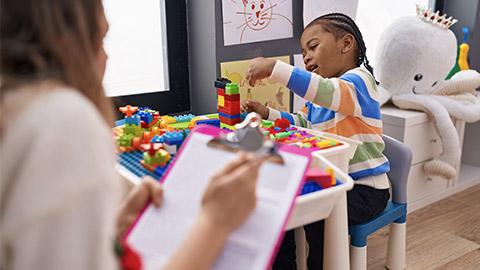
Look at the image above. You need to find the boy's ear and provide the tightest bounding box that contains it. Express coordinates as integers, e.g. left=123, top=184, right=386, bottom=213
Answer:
left=341, top=34, right=355, bottom=54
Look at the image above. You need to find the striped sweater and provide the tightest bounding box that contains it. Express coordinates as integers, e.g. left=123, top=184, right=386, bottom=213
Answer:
left=268, top=60, right=390, bottom=189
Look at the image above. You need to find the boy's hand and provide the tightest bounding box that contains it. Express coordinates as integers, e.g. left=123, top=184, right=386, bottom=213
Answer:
left=241, top=99, right=269, bottom=119
left=246, top=57, right=276, bottom=87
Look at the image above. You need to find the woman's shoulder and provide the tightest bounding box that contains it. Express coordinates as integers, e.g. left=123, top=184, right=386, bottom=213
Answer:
left=6, top=83, right=107, bottom=130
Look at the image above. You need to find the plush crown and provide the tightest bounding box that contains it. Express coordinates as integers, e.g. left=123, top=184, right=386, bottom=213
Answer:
left=416, top=5, right=457, bottom=29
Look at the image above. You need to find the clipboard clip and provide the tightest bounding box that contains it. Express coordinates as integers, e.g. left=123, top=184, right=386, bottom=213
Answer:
left=207, top=112, right=284, bottom=164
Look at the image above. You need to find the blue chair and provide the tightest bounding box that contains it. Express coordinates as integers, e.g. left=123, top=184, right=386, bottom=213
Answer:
left=349, top=135, right=412, bottom=270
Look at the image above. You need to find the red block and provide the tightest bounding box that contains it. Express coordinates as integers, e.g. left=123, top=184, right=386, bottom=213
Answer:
left=224, top=93, right=240, bottom=101
left=219, top=115, right=241, bottom=125
left=274, top=118, right=290, bottom=130
left=219, top=105, right=240, bottom=115
left=224, top=100, right=240, bottom=110
left=305, top=168, right=332, bottom=188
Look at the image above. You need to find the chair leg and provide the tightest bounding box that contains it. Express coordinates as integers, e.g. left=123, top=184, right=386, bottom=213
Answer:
left=386, top=221, right=406, bottom=270
left=350, top=244, right=367, bottom=270
left=295, top=227, right=307, bottom=270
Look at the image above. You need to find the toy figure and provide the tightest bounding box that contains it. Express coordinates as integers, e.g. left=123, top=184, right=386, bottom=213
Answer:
left=376, top=6, right=480, bottom=179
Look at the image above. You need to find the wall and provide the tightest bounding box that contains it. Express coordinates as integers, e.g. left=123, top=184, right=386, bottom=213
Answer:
left=187, top=0, right=303, bottom=115
left=187, top=0, right=217, bottom=115
left=438, top=0, right=480, bottom=72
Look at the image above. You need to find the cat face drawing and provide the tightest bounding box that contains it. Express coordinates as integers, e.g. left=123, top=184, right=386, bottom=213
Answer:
left=242, top=0, right=274, bottom=31
left=229, top=0, right=292, bottom=44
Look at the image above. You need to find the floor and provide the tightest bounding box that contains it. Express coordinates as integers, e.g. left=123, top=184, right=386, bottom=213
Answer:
left=367, top=184, right=480, bottom=270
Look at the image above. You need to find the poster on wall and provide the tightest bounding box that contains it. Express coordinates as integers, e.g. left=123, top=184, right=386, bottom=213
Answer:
left=220, top=56, right=290, bottom=112
left=303, top=0, right=358, bottom=27
left=221, top=0, right=293, bottom=46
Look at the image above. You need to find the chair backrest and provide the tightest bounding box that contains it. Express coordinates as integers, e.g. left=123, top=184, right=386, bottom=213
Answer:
left=382, top=135, right=413, bottom=204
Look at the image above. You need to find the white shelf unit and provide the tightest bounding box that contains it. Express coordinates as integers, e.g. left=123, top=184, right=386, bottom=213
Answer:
left=381, top=104, right=480, bottom=213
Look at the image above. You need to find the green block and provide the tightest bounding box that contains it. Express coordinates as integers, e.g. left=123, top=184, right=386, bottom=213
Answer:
left=124, top=124, right=141, bottom=137
left=169, top=122, right=190, bottom=130
left=262, top=121, right=274, bottom=128
left=220, top=123, right=235, bottom=130
left=204, top=113, right=219, bottom=119
left=118, top=134, right=134, bottom=147
left=275, top=132, right=290, bottom=139
left=225, top=83, right=239, bottom=95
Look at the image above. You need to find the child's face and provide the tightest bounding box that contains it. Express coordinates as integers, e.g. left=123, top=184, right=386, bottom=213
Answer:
left=300, top=24, right=345, bottom=78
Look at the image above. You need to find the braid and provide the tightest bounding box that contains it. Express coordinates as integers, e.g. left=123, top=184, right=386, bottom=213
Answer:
left=308, top=13, right=378, bottom=84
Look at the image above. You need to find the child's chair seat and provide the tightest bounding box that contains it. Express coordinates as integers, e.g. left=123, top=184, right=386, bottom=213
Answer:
left=348, top=135, right=412, bottom=270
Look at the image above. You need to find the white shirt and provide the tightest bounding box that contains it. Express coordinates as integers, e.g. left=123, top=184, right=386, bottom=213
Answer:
left=1, top=85, right=121, bottom=270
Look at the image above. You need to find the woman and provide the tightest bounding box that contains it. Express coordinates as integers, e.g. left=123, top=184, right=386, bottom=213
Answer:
left=0, top=1, right=264, bottom=269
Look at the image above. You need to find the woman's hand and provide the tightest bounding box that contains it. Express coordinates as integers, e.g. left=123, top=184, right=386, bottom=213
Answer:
left=199, top=152, right=266, bottom=235
left=241, top=99, right=269, bottom=119
left=246, top=57, right=276, bottom=87
left=116, top=176, right=163, bottom=242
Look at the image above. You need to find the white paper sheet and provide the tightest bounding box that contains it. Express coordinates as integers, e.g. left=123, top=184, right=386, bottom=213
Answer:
left=126, top=131, right=310, bottom=270
left=221, top=0, right=293, bottom=46
left=303, top=0, right=359, bottom=27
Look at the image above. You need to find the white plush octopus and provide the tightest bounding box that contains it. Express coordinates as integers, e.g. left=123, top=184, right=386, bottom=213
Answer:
left=375, top=7, right=480, bottom=180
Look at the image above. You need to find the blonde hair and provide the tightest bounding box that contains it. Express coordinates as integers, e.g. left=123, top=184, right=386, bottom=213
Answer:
left=1, top=0, right=114, bottom=124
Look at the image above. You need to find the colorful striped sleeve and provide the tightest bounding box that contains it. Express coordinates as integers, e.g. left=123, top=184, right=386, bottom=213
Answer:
left=270, top=60, right=380, bottom=119
left=267, top=106, right=309, bottom=128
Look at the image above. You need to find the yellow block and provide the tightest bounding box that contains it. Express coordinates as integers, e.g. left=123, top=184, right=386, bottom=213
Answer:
left=218, top=95, right=225, bottom=107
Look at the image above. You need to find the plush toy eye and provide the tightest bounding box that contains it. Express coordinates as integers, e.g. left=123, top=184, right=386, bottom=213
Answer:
left=414, top=74, right=423, bottom=81
left=431, top=81, right=437, bottom=87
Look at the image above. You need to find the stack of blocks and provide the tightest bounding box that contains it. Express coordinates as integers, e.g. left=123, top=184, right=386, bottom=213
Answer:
left=216, top=78, right=241, bottom=130
left=118, top=105, right=141, bottom=147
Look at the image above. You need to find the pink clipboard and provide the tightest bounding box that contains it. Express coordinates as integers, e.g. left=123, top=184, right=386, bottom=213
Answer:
left=124, top=124, right=312, bottom=270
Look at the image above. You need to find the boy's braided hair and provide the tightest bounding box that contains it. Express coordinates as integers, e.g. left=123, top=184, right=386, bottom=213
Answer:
left=307, top=13, right=378, bottom=84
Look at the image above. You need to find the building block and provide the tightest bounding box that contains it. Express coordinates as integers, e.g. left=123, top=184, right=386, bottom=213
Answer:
left=118, top=151, right=162, bottom=180
left=305, top=168, right=333, bottom=189
left=150, top=135, right=164, bottom=143
left=143, top=148, right=171, bottom=166
left=119, top=105, right=138, bottom=117
left=141, top=117, right=159, bottom=129
left=175, top=114, right=195, bottom=123
left=223, top=100, right=240, bottom=111
left=138, top=111, right=153, bottom=124
left=125, top=115, right=141, bottom=125
left=161, top=115, right=177, bottom=124
left=115, top=119, right=126, bottom=127
left=219, top=105, right=241, bottom=115
left=220, top=123, right=235, bottom=130
left=224, top=93, right=240, bottom=101
left=219, top=115, right=241, bottom=126
left=169, top=121, right=191, bottom=130
left=225, top=83, right=239, bottom=95
left=123, top=124, right=142, bottom=137
left=214, top=78, right=231, bottom=89
left=218, top=112, right=241, bottom=119
left=164, top=143, right=177, bottom=155
left=301, top=181, right=323, bottom=195
left=163, top=130, right=184, bottom=145
left=218, top=96, right=225, bottom=108
left=118, top=134, right=134, bottom=146
left=274, top=118, right=290, bottom=130
left=141, top=142, right=163, bottom=156
left=196, top=118, right=221, bottom=127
